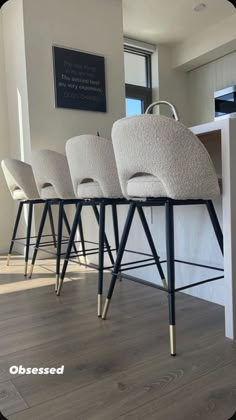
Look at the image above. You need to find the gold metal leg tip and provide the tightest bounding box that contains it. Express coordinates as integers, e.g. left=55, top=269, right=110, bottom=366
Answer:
left=55, top=275, right=59, bottom=292
left=102, top=299, right=110, bottom=320
left=97, top=294, right=103, bottom=317
left=28, top=264, right=34, bottom=278
left=162, top=278, right=168, bottom=289
left=169, top=325, right=176, bottom=356
left=56, top=281, right=62, bottom=296
left=6, top=254, right=11, bottom=266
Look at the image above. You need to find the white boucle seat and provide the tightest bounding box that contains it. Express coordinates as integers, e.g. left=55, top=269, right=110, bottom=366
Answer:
left=1, top=159, right=40, bottom=201
left=127, top=174, right=167, bottom=198
left=112, top=114, right=220, bottom=200
left=77, top=180, right=103, bottom=199
left=31, top=149, right=75, bottom=200
left=12, top=189, right=28, bottom=201
left=57, top=135, right=123, bottom=316
left=30, top=149, right=83, bottom=287
left=66, top=135, right=122, bottom=199
left=1, top=159, right=42, bottom=275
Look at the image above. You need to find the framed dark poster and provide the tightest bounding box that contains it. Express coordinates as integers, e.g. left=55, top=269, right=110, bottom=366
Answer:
left=53, top=46, right=107, bottom=112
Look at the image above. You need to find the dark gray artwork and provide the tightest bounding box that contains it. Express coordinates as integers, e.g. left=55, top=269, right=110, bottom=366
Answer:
left=53, top=46, right=107, bottom=113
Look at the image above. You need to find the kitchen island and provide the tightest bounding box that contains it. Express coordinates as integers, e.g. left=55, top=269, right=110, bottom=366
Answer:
left=191, top=118, right=236, bottom=339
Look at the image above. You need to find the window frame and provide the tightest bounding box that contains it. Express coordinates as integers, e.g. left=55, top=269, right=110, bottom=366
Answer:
left=124, top=46, right=153, bottom=114
left=125, top=84, right=152, bottom=114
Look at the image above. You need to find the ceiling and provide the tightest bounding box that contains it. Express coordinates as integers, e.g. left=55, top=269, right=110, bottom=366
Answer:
left=123, top=0, right=236, bottom=45
left=0, top=0, right=235, bottom=45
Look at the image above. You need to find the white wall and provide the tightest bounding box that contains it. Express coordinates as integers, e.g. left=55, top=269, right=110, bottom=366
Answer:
left=2, top=0, right=33, bottom=251
left=0, top=11, right=13, bottom=253
left=23, top=0, right=125, bottom=152
left=157, top=46, right=189, bottom=125
left=188, top=51, right=236, bottom=126
left=2, top=0, right=31, bottom=163
left=151, top=46, right=189, bottom=125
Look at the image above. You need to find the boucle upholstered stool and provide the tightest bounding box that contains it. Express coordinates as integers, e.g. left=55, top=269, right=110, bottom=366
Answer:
left=1, top=159, right=56, bottom=276
left=102, top=102, right=224, bottom=356
left=29, top=149, right=86, bottom=291
left=57, top=135, right=127, bottom=317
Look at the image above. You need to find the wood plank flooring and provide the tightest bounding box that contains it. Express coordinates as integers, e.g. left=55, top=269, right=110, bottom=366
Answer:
left=0, top=255, right=235, bottom=419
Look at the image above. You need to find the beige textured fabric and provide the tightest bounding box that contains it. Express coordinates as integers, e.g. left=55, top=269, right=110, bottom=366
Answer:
left=31, top=150, right=75, bottom=199
left=77, top=181, right=103, bottom=199
left=66, top=135, right=123, bottom=199
left=1, top=159, right=40, bottom=201
left=127, top=174, right=166, bottom=198
left=12, top=189, right=27, bottom=201
left=112, top=115, right=220, bottom=200
left=40, top=185, right=58, bottom=200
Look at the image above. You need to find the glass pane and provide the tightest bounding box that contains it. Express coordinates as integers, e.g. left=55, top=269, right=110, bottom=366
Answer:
left=126, top=98, right=143, bottom=116
left=124, top=52, right=147, bottom=87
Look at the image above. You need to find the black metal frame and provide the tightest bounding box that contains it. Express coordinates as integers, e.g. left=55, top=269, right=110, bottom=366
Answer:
left=57, top=198, right=128, bottom=316
left=57, top=198, right=167, bottom=319
left=101, top=198, right=224, bottom=357
left=6, top=199, right=57, bottom=277
left=29, top=198, right=85, bottom=287
left=29, top=198, right=123, bottom=306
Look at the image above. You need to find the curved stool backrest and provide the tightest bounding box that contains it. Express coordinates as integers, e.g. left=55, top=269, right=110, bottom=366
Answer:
left=66, top=135, right=122, bottom=198
left=1, top=158, right=40, bottom=201
left=112, top=115, right=220, bottom=200
left=31, top=149, right=75, bottom=199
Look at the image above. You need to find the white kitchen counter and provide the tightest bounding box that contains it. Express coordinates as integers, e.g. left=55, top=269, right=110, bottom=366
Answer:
left=191, top=118, right=236, bottom=340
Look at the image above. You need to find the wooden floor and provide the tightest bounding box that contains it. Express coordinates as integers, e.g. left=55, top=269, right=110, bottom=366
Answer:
left=0, top=256, right=235, bottom=420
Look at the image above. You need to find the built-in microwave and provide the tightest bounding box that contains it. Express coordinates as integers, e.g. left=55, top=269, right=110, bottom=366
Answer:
left=214, top=86, right=236, bottom=120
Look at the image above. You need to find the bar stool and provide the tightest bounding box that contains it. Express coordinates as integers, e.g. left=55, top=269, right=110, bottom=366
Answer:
left=1, top=159, right=56, bottom=276
left=29, top=149, right=85, bottom=290
left=57, top=135, right=125, bottom=316
left=102, top=102, right=224, bottom=356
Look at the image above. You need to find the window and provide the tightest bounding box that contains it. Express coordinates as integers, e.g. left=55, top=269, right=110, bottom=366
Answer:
left=124, top=47, right=152, bottom=116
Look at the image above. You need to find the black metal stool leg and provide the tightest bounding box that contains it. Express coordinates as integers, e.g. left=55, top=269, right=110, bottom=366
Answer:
left=112, top=204, right=122, bottom=282
left=77, top=208, right=86, bottom=259
left=48, top=204, right=57, bottom=248
left=62, top=208, right=79, bottom=258
left=112, top=204, right=119, bottom=253
left=55, top=201, right=64, bottom=291
left=165, top=200, right=176, bottom=356
left=98, top=203, right=105, bottom=317
left=92, top=204, right=115, bottom=266
left=102, top=203, right=136, bottom=320
left=206, top=200, right=224, bottom=255
left=29, top=202, right=49, bottom=278
left=7, top=201, right=24, bottom=266
left=57, top=203, right=83, bottom=296
left=137, top=206, right=167, bottom=288
left=24, top=202, right=33, bottom=277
